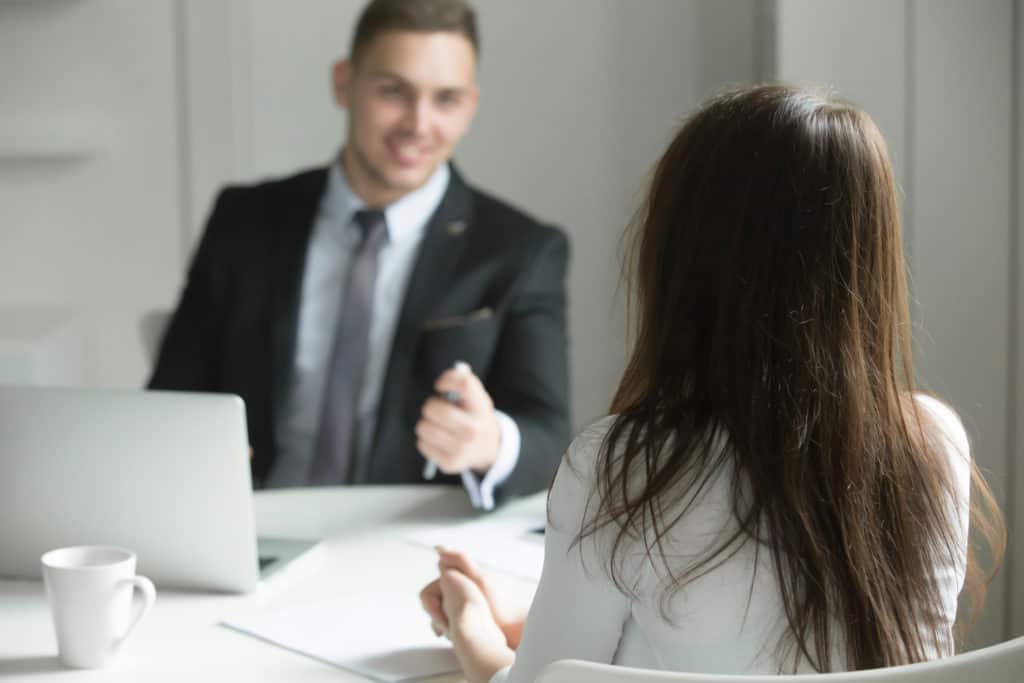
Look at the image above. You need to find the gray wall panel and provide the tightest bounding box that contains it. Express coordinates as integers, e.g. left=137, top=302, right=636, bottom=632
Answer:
left=911, top=0, right=1014, bottom=647
left=778, top=0, right=1017, bottom=647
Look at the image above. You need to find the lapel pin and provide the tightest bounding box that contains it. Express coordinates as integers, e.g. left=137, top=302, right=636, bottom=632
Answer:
left=446, top=220, right=466, bottom=236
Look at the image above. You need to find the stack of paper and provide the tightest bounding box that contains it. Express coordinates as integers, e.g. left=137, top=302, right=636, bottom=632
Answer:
left=402, top=515, right=545, bottom=581
left=223, top=592, right=458, bottom=682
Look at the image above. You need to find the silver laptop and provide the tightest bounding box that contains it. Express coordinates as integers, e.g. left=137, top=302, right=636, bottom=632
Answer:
left=0, top=385, right=317, bottom=593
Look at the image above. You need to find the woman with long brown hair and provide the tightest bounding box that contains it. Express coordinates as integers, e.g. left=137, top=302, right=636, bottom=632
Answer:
left=420, top=84, right=1006, bottom=682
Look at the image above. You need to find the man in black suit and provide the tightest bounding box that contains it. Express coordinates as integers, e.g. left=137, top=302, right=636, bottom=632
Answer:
left=149, top=0, right=569, bottom=509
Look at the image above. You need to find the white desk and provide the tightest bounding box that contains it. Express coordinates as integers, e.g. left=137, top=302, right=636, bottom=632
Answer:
left=0, top=485, right=544, bottom=681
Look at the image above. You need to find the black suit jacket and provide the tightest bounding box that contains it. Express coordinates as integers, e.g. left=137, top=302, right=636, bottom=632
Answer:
left=149, top=165, right=570, bottom=500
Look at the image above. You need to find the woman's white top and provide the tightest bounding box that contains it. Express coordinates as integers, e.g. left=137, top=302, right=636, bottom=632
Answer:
left=492, top=395, right=971, bottom=682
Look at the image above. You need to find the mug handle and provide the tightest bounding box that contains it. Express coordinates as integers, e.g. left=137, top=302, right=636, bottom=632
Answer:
left=116, top=575, right=156, bottom=646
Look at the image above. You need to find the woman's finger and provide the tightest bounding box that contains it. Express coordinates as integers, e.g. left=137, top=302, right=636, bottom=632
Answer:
left=438, top=549, right=487, bottom=587
left=419, top=579, right=449, bottom=631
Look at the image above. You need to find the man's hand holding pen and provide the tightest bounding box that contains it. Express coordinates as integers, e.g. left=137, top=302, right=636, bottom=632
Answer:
left=415, top=361, right=502, bottom=478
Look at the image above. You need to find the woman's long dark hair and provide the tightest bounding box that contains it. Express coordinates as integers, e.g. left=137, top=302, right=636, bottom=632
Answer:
left=579, top=85, right=1005, bottom=671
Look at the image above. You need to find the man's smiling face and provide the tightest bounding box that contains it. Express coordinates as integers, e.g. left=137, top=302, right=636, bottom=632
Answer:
left=334, top=30, right=480, bottom=207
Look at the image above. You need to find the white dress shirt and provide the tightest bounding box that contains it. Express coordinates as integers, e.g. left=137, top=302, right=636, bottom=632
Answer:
left=266, top=159, right=519, bottom=509
left=492, top=394, right=970, bottom=681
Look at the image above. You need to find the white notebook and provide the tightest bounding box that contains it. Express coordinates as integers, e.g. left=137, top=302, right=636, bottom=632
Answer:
left=223, top=592, right=458, bottom=682
left=403, top=514, right=546, bottom=581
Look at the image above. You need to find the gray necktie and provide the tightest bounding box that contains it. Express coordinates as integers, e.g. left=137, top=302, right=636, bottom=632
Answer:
left=307, top=209, right=388, bottom=485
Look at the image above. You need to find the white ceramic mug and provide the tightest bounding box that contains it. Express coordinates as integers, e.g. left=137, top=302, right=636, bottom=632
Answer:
left=41, top=545, right=156, bottom=669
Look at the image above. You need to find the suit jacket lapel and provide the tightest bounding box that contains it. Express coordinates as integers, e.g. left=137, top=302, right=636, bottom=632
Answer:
left=268, top=167, right=329, bottom=421
left=370, top=166, right=474, bottom=464
left=393, top=166, right=474, bottom=343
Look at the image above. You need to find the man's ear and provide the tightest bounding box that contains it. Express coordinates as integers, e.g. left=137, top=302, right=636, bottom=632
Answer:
left=332, top=58, right=352, bottom=108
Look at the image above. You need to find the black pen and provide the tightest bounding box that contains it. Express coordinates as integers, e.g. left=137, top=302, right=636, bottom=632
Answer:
left=423, top=361, right=470, bottom=479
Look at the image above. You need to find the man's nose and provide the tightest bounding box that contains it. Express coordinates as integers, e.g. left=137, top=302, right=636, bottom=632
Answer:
left=402, top=99, right=433, bottom=137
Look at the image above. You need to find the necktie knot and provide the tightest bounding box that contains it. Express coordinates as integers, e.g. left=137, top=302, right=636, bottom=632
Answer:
left=353, top=209, right=388, bottom=252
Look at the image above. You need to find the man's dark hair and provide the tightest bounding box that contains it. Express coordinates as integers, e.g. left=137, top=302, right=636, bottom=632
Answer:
left=350, top=0, right=479, bottom=63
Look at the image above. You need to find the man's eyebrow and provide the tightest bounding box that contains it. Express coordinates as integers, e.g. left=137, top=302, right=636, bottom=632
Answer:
left=366, top=71, right=471, bottom=94
left=366, top=70, right=409, bottom=83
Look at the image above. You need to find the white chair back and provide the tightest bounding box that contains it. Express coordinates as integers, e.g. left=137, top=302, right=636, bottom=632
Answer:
left=535, top=636, right=1024, bottom=683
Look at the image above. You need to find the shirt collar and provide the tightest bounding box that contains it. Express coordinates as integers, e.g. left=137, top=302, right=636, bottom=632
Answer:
left=322, top=155, right=451, bottom=248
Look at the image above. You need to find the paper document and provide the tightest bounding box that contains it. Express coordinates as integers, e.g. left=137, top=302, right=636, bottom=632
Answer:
left=223, top=592, right=457, bottom=682
left=403, top=514, right=545, bottom=581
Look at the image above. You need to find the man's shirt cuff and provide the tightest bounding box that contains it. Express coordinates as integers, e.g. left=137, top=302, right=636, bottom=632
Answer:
left=460, top=410, right=520, bottom=511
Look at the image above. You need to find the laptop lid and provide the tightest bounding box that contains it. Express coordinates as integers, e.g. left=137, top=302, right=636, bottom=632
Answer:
left=0, top=386, right=260, bottom=593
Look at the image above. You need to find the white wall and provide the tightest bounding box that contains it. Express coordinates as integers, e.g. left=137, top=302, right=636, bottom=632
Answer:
left=777, top=0, right=1021, bottom=648
left=911, top=1, right=1016, bottom=649
left=0, top=0, right=185, bottom=387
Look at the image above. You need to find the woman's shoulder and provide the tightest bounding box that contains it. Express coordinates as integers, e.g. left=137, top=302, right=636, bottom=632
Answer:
left=910, top=393, right=971, bottom=492
left=911, top=393, right=969, bottom=459
left=554, top=415, right=617, bottom=486
left=547, top=416, right=619, bottom=528
left=568, top=415, right=619, bottom=457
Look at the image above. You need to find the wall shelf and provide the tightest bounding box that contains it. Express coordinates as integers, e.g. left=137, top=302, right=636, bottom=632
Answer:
left=0, top=114, right=114, bottom=161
